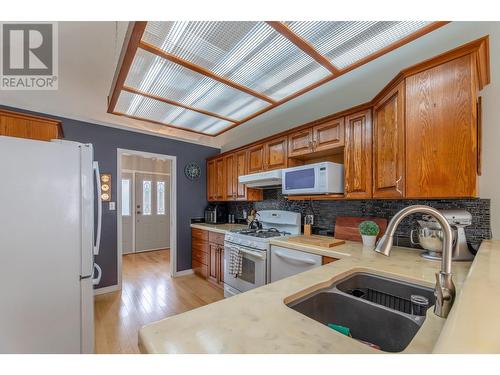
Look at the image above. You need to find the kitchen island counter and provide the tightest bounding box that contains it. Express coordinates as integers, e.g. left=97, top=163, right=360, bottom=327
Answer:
left=137, top=239, right=500, bottom=354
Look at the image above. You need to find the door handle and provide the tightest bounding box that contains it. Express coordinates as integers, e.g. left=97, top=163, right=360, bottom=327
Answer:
left=93, top=161, right=102, bottom=256
left=274, top=250, right=317, bottom=265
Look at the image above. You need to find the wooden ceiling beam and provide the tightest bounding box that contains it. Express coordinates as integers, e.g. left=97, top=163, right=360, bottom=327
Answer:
left=266, top=21, right=341, bottom=75
left=107, top=21, right=147, bottom=113
left=139, top=41, right=277, bottom=104
left=112, top=111, right=214, bottom=136
left=122, top=86, right=238, bottom=123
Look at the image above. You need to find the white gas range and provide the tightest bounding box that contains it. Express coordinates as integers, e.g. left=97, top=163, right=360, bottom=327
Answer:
left=223, top=210, right=301, bottom=298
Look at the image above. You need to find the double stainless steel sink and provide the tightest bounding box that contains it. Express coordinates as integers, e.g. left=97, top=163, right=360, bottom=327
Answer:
left=287, top=272, right=436, bottom=352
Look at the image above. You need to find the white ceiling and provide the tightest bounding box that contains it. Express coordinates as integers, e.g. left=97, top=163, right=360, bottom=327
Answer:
left=0, top=21, right=496, bottom=151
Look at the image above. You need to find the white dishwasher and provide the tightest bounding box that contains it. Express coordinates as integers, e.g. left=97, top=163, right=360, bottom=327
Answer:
left=270, top=245, right=323, bottom=282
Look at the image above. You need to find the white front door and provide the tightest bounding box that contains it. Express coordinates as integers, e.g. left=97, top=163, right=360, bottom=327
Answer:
left=135, top=173, right=170, bottom=252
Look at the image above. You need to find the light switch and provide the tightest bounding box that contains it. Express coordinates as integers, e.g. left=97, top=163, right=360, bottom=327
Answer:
left=109, top=202, right=116, bottom=211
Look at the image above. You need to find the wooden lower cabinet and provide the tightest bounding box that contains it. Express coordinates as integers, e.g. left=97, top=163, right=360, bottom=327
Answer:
left=0, top=109, right=62, bottom=141
left=192, top=229, right=224, bottom=288
left=344, top=109, right=372, bottom=199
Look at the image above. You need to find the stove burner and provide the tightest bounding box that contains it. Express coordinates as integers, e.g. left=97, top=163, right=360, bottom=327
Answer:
left=230, top=227, right=290, bottom=238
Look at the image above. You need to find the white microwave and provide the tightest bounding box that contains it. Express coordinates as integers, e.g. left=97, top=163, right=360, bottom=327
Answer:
left=282, top=162, right=344, bottom=195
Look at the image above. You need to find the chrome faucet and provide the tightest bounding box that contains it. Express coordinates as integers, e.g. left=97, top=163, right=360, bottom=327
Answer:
left=374, top=205, right=456, bottom=318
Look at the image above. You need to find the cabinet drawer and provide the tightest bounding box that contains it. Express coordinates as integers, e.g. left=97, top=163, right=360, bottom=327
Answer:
left=193, top=247, right=208, bottom=265
left=193, top=260, right=208, bottom=278
left=192, top=228, right=209, bottom=241
left=192, top=240, right=208, bottom=254
left=209, top=231, right=225, bottom=246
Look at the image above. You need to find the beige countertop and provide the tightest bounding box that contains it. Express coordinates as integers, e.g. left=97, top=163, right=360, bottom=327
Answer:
left=136, top=237, right=499, bottom=354
left=190, top=223, right=247, bottom=234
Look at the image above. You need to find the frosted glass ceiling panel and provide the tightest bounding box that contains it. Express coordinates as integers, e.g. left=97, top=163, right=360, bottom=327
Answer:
left=286, top=21, right=432, bottom=69
left=143, top=21, right=331, bottom=100
left=125, top=48, right=268, bottom=120
left=115, top=91, right=232, bottom=135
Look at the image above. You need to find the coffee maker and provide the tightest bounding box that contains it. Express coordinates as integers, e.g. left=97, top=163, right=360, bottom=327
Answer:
left=411, top=209, right=475, bottom=261
left=204, top=203, right=227, bottom=224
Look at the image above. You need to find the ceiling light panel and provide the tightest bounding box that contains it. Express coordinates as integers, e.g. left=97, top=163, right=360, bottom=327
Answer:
left=286, top=21, right=432, bottom=69
left=115, top=90, right=232, bottom=135
left=125, top=48, right=269, bottom=120
left=142, top=21, right=331, bottom=100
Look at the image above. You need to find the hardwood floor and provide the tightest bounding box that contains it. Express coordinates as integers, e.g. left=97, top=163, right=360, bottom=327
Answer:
left=94, top=249, right=224, bottom=354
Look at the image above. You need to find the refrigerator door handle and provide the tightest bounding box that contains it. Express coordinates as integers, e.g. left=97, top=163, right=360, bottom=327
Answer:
left=93, top=161, right=102, bottom=256
left=92, top=263, right=102, bottom=286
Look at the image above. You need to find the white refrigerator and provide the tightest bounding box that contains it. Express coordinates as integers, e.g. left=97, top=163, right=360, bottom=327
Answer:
left=0, top=136, right=102, bottom=353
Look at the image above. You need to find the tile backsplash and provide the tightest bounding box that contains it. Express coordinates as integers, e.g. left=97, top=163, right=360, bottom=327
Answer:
left=227, top=188, right=491, bottom=251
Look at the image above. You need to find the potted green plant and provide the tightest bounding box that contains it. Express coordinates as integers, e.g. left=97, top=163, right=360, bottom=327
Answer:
left=359, top=221, right=380, bottom=247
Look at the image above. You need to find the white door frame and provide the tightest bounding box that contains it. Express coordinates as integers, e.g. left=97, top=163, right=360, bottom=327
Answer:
left=117, top=148, right=178, bottom=291
left=123, top=169, right=170, bottom=254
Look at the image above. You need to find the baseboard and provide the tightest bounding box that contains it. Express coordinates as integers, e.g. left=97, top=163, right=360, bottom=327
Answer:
left=94, top=284, right=120, bottom=295
left=173, top=269, right=194, bottom=277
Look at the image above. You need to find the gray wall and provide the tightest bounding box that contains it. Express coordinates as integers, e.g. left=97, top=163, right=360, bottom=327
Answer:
left=1, top=105, right=219, bottom=288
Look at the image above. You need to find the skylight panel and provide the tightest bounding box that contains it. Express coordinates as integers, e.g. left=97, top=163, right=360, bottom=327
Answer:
left=115, top=90, right=232, bottom=135
left=125, top=48, right=269, bottom=120
left=143, top=21, right=331, bottom=100
left=286, top=21, right=432, bottom=69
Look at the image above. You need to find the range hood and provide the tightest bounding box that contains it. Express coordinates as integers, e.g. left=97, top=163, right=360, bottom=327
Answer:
left=238, top=169, right=282, bottom=188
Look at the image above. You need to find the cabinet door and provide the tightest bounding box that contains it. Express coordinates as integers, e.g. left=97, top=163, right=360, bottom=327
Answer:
left=344, top=109, right=372, bottom=199
left=312, top=118, right=344, bottom=152
left=224, top=154, right=235, bottom=200
left=207, top=160, right=216, bottom=201
left=0, top=112, right=61, bottom=141
left=215, top=158, right=225, bottom=200
left=247, top=144, right=265, bottom=173
left=288, top=128, right=313, bottom=157
left=405, top=55, right=477, bottom=198
left=264, top=136, right=288, bottom=170
left=208, top=243, right=218, bottom=284
left=373, top=83, right=405, bottom=198
left=234, top=150, right=248, bottom=200
left=217, top=246, right=224, bottom=285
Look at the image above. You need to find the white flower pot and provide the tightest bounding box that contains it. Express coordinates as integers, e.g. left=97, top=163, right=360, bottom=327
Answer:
left=361, top=234, right=377, bottom=248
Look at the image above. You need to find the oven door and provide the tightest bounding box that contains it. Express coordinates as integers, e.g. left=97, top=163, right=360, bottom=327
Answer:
left=282, top=166, right=319, bottom=195
left=224, top=241, right=267, bottom=293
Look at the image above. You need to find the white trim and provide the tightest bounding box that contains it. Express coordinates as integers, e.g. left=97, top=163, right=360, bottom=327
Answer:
left=130, top=247, right=170, bottom=254
left=122, top=168, right=171, bottom=176
left=93, top=284, right=120, bottom=296
left=173, top=269, right=194, bottom=277
left=117, top=148, right=178, bottom=292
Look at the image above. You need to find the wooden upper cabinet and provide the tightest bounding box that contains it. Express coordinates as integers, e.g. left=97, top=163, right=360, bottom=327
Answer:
left=312, top=118, right=344, bottom=152
left=247, top=144, right=265, bottom=173
left=344, top=109, right=372, bottom=199
left=288, top=128, right=313, bottom=157
left=0, top=110, right=62, bottom=141
left=373, top=83, right=405, bottom=198
left=405, top=55, right=478, bottom=198
left=214, top=157, right=225, bottom=200
left=207, top=160, right=216, bottom=201
left=224, top=154, right=235, bottom=200
left=264, top=136, right=288, bottom=170
left=234, top=150, right=248, bottom=200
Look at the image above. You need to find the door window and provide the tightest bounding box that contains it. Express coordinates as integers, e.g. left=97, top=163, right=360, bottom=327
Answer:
left=121, top=179, right=131, bottom=216
left=142, top=180, right=152, bottom=215
left=157, top=181, right=165, bottom=215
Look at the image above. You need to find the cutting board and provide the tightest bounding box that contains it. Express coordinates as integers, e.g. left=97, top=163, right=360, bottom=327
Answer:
left=334, top=216, right=387, bottom=242
left=287, top=235, right=345, bottom=248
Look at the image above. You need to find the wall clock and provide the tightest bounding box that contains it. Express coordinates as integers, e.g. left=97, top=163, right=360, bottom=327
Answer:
left=184, top=162, right=201, bottom=180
